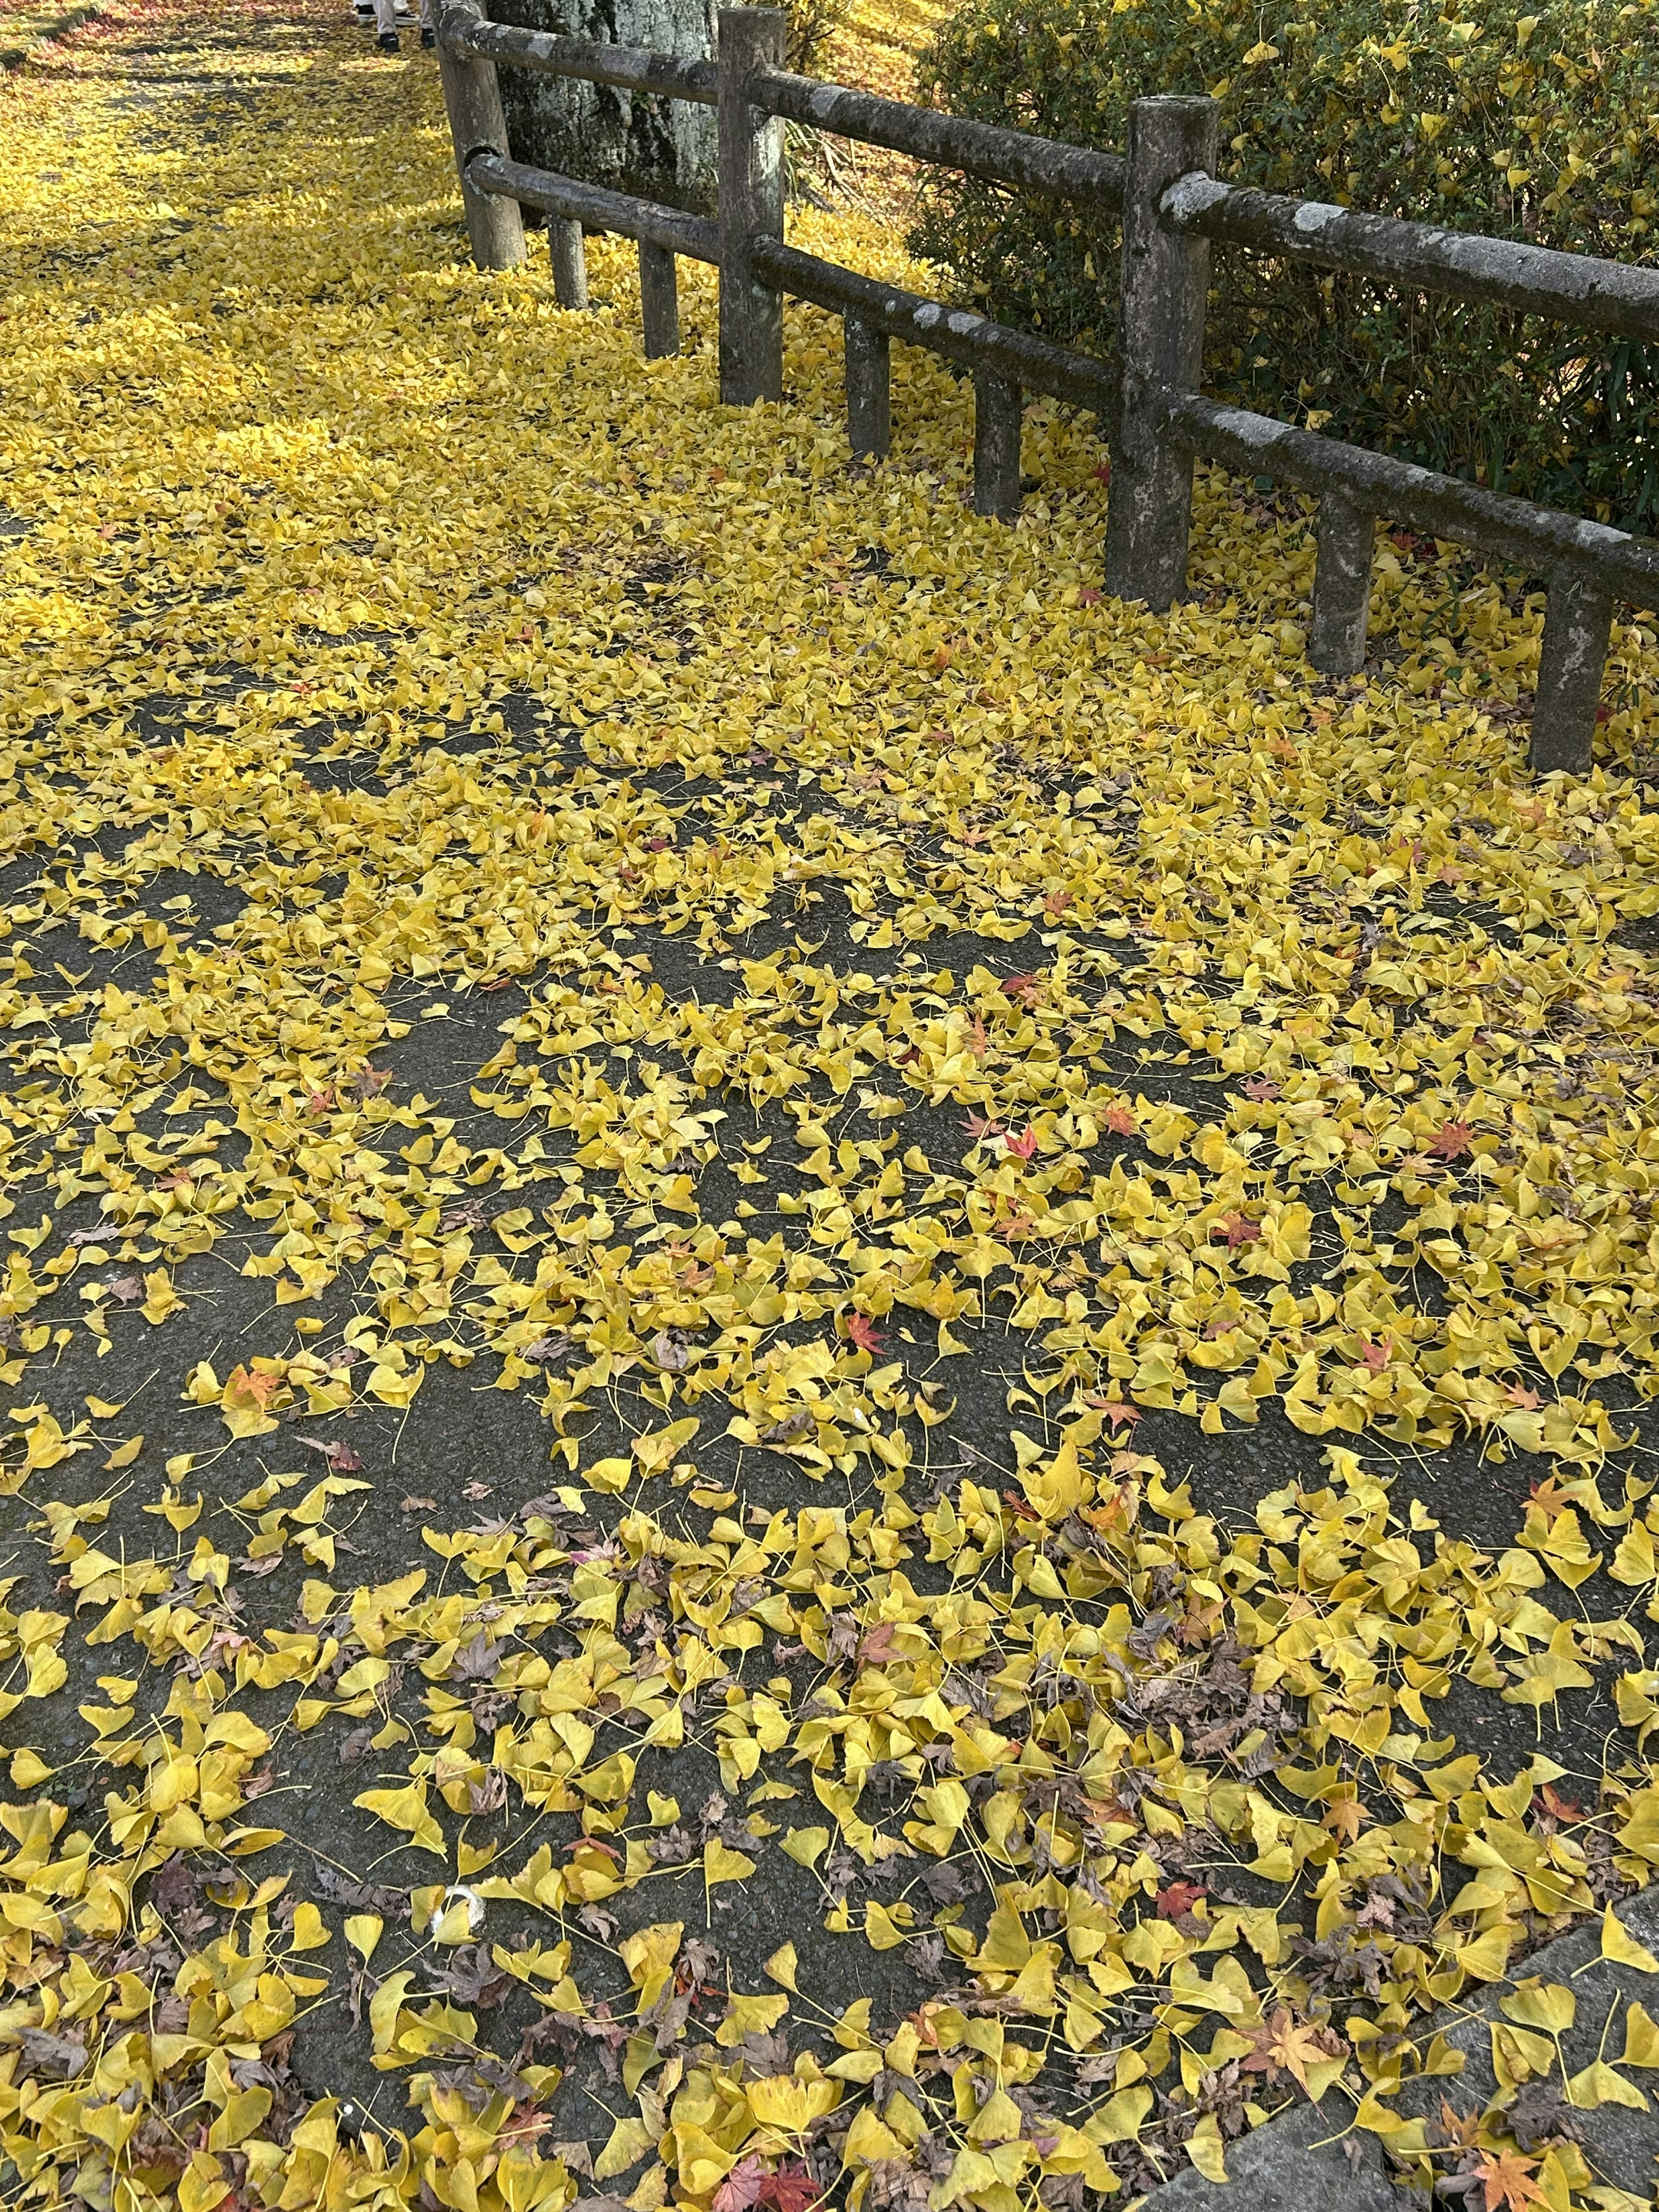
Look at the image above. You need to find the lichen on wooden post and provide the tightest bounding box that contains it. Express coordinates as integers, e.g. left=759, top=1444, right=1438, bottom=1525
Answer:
left=550, top=216, right=589, bottom=306
left=717, top=6, right=786, bottom=406
left=1532, top=572, right=1611, bottom=774
left=973, top=370, right=1022, bottom=521
left=845, top=318, right=890, bottom=459
left=1309, top=491, right=1374, bottom=676
left=437, top=10, right=527, bottom=272
left=639, top=242, right=680, bottom=357
left=1103, top=95, right=1217, bottom=608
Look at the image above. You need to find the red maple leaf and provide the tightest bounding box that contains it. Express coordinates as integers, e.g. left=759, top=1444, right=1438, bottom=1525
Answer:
left=1095, top=1398, right=1140, bottom=1433
left=297, top=1436, right=364, bottom=1473
left=1001, top=1489, right=1040, bottom=1520
left=715, top=2157, right=766, bottom=2212
left=1155, top=1880, right=1206, bottom=1920
left=1429, top=1120, right=1474, bottom=1160
left=1077, top=586, right=1103, bottom=605
left=1001, top=972, right=1040, bottom=1003
left=1213, top=1213, right=1261, bottom=1249
left=1359, top=1338, right=1390, bottom=1374
left=760, top=2165, right=823, bottom=2212
left=1005, top=1127, right=1039, bottom=1161
left=1506, top=1382, right=1543, bottom=1410
left=1537, top=1783, right=1586, bottom=1824
left=845, top=1313, right=884, bottom=1354
left=856, top=1621, right=899, bottom=1669
left=1103, top=1104, right=1136, bottom=1137
left=1043, top=890, right=1073, bottom=915
left=1241, top=1075, right=1281, bottom=1101
left=962, top=1112, right=1002, bottom=1138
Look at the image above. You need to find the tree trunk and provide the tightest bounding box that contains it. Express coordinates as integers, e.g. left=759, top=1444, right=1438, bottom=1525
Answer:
left=489, top=0, right=719, bottom=213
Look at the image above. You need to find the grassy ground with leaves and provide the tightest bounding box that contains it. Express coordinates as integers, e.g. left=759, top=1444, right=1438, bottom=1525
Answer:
left=3, top=3, right=1659, bottom=2210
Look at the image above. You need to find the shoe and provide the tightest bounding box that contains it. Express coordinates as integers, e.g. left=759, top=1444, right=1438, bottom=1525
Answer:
left=377, top=29, right=398, bottom=48
left=420, top=25, right=435, bottom=44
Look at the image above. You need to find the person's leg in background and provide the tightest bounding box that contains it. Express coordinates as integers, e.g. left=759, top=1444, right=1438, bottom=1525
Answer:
left=419, top=0, right=436, bottom=45
left=372, top=0, right=399, bottom=51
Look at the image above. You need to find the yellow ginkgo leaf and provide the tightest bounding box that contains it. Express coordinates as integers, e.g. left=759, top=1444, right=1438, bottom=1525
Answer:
left=1603, top=1905, right=1659, bottom=1975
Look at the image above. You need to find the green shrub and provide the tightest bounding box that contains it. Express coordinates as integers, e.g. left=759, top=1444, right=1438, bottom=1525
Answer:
left=910, top=0, right=1659, bottom=531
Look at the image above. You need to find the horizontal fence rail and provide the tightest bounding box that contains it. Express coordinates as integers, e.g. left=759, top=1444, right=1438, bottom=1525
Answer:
left=750, top=67, right=1125, bottom=203
left=442, top=12, right=716, bottom=104
left=434, top=0, right=1659, bottom=776
left=1169, top=396, right=1659, bottom=604
left=752, top=241, right=1116, bottom=415
left=1164, top=173, right=1659, bottom=343
left=467, top=152, right=719, bottom=262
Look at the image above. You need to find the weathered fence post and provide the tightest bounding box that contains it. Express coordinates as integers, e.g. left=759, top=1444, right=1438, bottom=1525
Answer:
left=640, top=242, right=680, bottom=358
left=1532, top=572, right=1610, bottom=774
left=549, top=217, right=589, bottom=308
left=973, top=371, right=1022, bottom=521
left=1104, top=95, right=1217, bottom=608
left=845, top=319, right=890, bottom=459
left=1308, top=492, right=1375, bottom=676
left=436, top=9, right=526, bottom=272
left=717, top=6, right=786, bottom=405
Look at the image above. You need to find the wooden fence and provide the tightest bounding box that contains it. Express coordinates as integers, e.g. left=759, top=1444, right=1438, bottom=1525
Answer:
left=434, top=0, right=1659, bottom=775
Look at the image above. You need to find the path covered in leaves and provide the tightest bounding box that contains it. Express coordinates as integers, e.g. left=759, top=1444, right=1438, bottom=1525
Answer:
left=3, top=3, right=1659, bottom=2209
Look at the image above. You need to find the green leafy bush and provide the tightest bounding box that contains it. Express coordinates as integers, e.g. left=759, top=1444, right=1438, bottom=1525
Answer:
left=911, top=0, right=1659, bottom=531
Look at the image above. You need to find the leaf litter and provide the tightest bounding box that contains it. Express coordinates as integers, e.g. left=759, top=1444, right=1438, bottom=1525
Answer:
left=0, top=0, right=1657, bottom=2209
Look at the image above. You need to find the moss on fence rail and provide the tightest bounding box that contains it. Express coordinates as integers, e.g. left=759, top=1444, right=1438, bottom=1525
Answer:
left=911, top=0, right=1659, bottom=534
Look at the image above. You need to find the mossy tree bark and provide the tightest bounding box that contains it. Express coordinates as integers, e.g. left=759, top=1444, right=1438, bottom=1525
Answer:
left=489, top=0, right=718, bottom=212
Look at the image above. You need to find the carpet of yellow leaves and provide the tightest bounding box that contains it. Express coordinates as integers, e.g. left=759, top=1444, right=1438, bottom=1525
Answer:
left=1, top=1, right=1659, bottom=2209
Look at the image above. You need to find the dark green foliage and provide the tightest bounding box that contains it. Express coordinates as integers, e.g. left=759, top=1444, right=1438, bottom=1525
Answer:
left=910, top=0, right=1659, bottom=530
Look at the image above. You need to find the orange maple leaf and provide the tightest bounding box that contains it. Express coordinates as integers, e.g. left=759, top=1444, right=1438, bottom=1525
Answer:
left=1430, top=1120, right=1474, bottom=1160
left=226, top=1365, right=281, bottom=1409
left=1213, top=1212, right=1261, bottom=1249
left=1322, top=1796, right=1368, bottom=1843
left=1239, top=2008, right=1348, bottom=2093
left=1475, top=2149, right=1545, bottom=2212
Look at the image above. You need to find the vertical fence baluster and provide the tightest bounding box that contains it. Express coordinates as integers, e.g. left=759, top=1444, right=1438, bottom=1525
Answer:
left=1308, top=492, right=1375, bottom=676
left=1532, top=572, right=1610, bottom=773
left=717, top=6, right=786, bottom=405
left=435, top=10, right=525, bottom=272
left=640, top=242, right=680, bottom=358
left=549, top=216, right=589, bottom=308
left=1104, top=95, right=1217, bottom=607
left=973, top=371, right=1022, bottom=521
left=845, top=318, right=890, bottom=459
